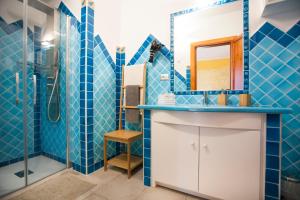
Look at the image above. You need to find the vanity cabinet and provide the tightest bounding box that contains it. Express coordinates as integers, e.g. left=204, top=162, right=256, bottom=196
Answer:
left=152, top=123, right=199, bottom=192
left=198, top=128, right=261, bottom=200
left=151, top=111, right=264, bottom=200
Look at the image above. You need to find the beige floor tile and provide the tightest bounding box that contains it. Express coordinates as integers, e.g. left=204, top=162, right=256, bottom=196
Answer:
left=95, top=172, right=145, bottom=200
left=138, top=187, right=186, bottom=200
left=185, top=194, right=207, bottom=200
left=91, top=167, right=123, bottom=181
left=5, top=168, right=210, bottom=200
left=131, top=167, right=143, bottom=181
left=83, top=193, right=108, bottom=200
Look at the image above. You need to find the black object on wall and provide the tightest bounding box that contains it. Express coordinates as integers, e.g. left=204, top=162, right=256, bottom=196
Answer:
left=149, top=40, right=163, bottom=63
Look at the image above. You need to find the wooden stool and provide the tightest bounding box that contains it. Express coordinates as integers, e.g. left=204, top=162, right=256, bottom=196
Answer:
left=104, top=130, right=143, bottom=178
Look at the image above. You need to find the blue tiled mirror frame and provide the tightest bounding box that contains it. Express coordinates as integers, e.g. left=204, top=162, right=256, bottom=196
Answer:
left=170, top=0, right=249, bottom=95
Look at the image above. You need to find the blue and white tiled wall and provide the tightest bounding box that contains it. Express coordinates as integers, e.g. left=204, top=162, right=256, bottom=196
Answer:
left=265, top=114, right=282, bottom=199
left=127, top=35, right=171, bottom=105
left=93, top=35, right=117, bottom=168
left=79, top=0, right=95, bottom=174
left=250, top=21, right=300, bottom=179
left=39, top=11, right=67, bottom=163
left=56, top=1, right=82, bottom=171
left=0, top=5, right=298, bottom=198
left=125, top=35, right=170, bottom=156
left=33, top=26, right=42, bottom=154
left=68, top=16, right=81, bottom=167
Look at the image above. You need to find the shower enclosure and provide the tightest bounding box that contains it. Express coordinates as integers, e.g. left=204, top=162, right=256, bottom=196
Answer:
left=0, top=0, right=73, bottom=196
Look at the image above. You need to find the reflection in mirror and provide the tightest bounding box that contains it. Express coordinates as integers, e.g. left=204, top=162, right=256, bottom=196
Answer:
left=191, top=35, right=243, bottom=91
left=196, top=45, right=231, bottom=91
left=173, top=0, right=243, bottom=92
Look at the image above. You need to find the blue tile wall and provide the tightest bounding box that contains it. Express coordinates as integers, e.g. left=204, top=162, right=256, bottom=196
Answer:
left=69, top=21, right=80, bottom=165
left=93, top=35, right=117, bottom=169
left=115, top=47, right=125, bottom=154
left=266, top=114, right=281, bottom=199
left=80, top=0, right=95, bottom=174
left=58, top=2, right=76, bottom=19
left=250, top=21, right=300, bottom=181
left=0, top=17, right=35, bottom=165
left=186, top=67, right=191, bottom=90
left=143, top=110, right=151, bottom=186
left=116, top=47, right=125, bottom=130
left=127, top=35, right=242, bottom=106
left=57, top=1, right=118, bottom=174
left=68, top=16, right=81, bottom=167
left=126, top=35, right=173, bottom=156
left=39, top=12, right=67, bottom=162
left=129, top=35, right=170, bottom=105
left=33, top=25, right=41, bottom=154
left=174, top=70, right=186, bottom=91
left=57, top=1, right=82, bottom=171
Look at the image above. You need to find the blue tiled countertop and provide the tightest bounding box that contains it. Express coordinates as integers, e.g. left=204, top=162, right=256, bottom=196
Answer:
left=138, top=104, right=292, bottom=114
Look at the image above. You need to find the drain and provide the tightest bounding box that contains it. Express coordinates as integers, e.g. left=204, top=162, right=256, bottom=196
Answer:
left=14, top=170, right=34, bottom=178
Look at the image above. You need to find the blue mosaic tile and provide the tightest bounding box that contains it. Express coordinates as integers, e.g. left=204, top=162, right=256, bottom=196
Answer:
left=251, top=31, right=266, bottom=44
left=266, top=142, right=280, bottom=156
left=266, top=169, right=279, bottom=184
left=268, top=28, right=285, bottom=42
left=260, top=22, right=276, bottom=35
left=265, top=182, right=279, bottom=198
left=277, top=34, right=294, bottom=47
left=287, top=22, right=300, bottom=39
left=266, top=155, right=280, bottom=170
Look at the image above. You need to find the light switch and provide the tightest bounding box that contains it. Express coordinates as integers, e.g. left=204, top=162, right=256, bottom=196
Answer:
left=160, top=74, right=169, bottom=81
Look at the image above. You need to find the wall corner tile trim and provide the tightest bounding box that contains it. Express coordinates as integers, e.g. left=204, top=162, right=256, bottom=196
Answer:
left=80, top=0, right=95, bottom=174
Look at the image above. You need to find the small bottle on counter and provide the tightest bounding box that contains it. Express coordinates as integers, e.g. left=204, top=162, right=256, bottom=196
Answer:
left=218, top=89, right=227, bottom=106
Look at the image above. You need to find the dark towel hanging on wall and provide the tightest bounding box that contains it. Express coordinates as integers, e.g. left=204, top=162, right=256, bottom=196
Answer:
left=125, top=85, right=140, bottom=123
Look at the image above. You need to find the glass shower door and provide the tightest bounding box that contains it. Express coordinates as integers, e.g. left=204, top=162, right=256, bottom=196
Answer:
left=0, top=0, right=26, bottom=196
left=0, top=0, right=69, bottom=196
left=26, top=0, right=67, bottom=185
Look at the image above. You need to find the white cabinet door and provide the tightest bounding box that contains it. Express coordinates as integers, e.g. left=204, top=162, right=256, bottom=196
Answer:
left=152, top=123, right=199, bottom=192
left=198, top=128, right=261, bottom=200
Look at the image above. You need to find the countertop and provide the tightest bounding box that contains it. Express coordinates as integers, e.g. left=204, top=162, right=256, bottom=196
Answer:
left=138, top=104, right=292, bottom=114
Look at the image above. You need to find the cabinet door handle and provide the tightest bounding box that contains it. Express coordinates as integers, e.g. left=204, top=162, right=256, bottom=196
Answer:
left=190, top=141, right=196, bottom=149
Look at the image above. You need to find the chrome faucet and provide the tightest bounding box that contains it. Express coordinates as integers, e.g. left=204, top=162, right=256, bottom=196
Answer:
left=203, top=91, right=208, bottom=105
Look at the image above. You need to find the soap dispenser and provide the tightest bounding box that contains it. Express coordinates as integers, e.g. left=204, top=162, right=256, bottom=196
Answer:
left=218, top=89, right=227, bottom=106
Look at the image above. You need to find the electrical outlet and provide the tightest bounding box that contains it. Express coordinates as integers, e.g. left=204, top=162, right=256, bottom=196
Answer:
left=160, top=74, right=169, bottom=81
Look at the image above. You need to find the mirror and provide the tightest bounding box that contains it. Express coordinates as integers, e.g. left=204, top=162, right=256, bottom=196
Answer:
left=192, top=35, right=243, bottom=91
left=172, top=0, right=246, bottom=93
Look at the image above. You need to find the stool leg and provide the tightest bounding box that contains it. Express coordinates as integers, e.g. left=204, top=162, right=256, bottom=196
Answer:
left=127, top=143, right=131, bottom=178
left=104, top=137, right=107, bottom=171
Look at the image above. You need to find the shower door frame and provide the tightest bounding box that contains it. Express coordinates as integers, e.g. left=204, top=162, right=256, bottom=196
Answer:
left=23, top=0, right=29, bottom=187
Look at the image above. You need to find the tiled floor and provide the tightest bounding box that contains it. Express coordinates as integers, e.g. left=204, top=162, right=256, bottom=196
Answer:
left=0, top=156, right=65, bottom=197
left=74, top=167, right=207, bottom=200
left=3, top=167, right=207, bottom=200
